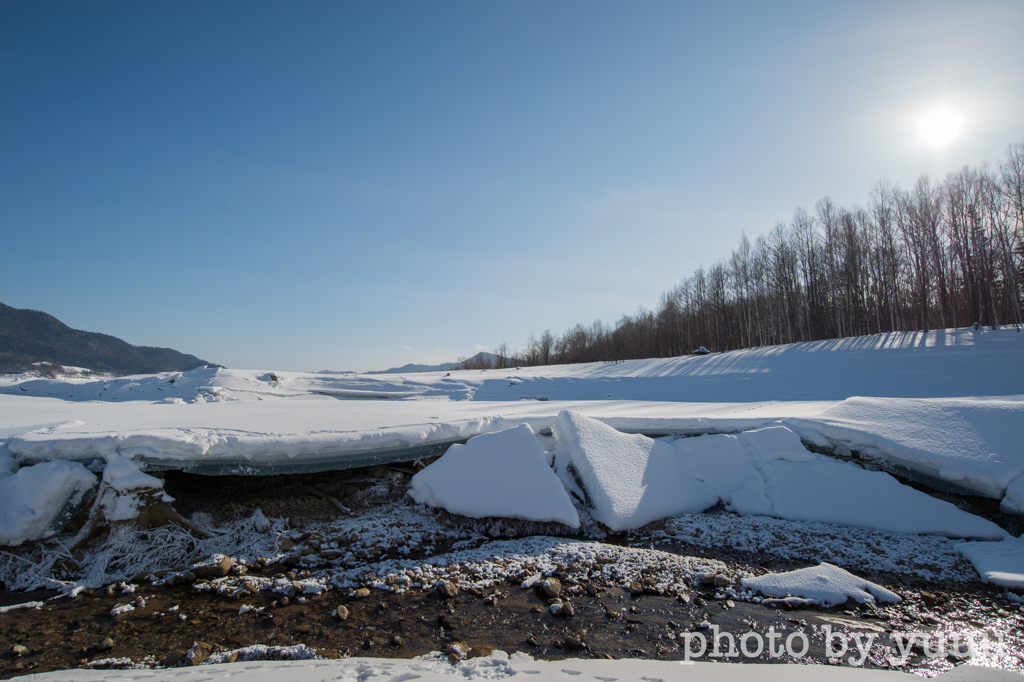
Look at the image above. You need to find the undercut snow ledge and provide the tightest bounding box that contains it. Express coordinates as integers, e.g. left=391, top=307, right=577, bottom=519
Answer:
left=742, top=562, right=901, bottom=607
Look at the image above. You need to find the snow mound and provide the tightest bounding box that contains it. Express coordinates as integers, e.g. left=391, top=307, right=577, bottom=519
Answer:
left=678, top=427, right=1007, bottom=540
left=553, top=410, right=718, bottom=531
left=0, top=460, right=97, bottom=545
left=742, top=562, right=901, bottom=607
left=785, top=397, right=1024, bottom=501
left=957, top=536, right=1024, bottom=588
left=0, top=444, right=17, bottom=481
left=408, top=424, right=580, bottom=528
left=98, top=453, right=173, bottom=522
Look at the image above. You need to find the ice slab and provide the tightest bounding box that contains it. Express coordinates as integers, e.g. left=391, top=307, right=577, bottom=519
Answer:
left=786, top=397, right=1024, bottom=500
left=553, top=410, right=719, bottom=531
left=742, top=562, right=901, bottom=607
left=0, top=460, right=97, bottom=545
left=678, top=428, right=1007, bottom=540
left=409, top=424, right=580, bottom=528
left=957, top=536, right=1024, bottom=588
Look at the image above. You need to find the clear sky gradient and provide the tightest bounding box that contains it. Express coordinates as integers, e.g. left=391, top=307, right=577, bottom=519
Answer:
left=2, top=1, right=1023, bottom=372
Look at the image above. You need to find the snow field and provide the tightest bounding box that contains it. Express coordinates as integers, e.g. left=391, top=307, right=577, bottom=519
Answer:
left=957, top=537, right=1024, bottom=589
left=20, top=651, right=997, bottom=681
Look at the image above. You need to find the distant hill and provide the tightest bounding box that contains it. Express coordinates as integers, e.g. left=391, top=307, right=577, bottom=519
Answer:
left=366, top=351, right=500, bottom=374
left=0, top=301, right=219, bottom=375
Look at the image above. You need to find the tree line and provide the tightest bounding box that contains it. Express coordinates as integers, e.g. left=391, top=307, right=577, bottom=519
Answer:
left=481, top=140, right=1024, bottom=369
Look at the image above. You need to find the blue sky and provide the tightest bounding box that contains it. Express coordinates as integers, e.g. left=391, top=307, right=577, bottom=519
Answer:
left=2, top=1, right=1022, bottom=372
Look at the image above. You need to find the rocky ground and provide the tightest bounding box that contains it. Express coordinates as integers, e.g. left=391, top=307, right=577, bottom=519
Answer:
left=1, top=466, right=1022, bottom=678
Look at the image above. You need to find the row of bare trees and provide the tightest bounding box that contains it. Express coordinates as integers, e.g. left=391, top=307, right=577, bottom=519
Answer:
left=499, top=140, right=1024, bottom=367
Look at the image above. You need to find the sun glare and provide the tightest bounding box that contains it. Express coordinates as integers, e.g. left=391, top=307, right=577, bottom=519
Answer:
left=919, top=107, right=962, bottom=147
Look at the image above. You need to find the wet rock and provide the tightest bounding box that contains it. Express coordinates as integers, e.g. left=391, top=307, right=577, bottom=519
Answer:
left=333, top=605, right=350, bottom=621
left=564, top=636, right=587, bottom=650
left=192, top=555, right=233, bottom=580
left=541, top=578, right=562, bottom=599
left=677, top=593, right=691, bottom=605
left=11, top=644, right=28, bottom=657
left=446, top=642, right=468, bottom=660
left=468, top=645, right=495, bottom=658
left=920, top=591, right=939, bottom=608
left=629, top=582, right=645, bottom=596
left=160, top=650, right=186, bottom=667
left=585, top=582, right=601, bottom=597
left=437, top=581, right=459, bottom=599
left=725, top=599, right=735, bottom=608
left=530, top=606, right=544, bottom=613
left=562, top=601, right=576, bottom=618
left=526, top=635, right=539, bottom=647
left=185, top=641, right=213, bottom=666
left=353, top=588, right=371, bottom=599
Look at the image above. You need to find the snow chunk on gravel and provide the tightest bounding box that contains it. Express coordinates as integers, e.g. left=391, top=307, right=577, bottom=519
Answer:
left=0, top=460, right=97, bottom=545
left=958, top=535, right=1024, bottom=588
left=554, top=410, right=718, bottom=531
left=409, top=424, right=580, bottom=528
left=742, top=562, right=901, bottom=607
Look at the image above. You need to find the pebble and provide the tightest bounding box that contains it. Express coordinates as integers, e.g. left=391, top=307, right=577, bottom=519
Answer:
left=468, top=645, right=495, bottom=658
left=11, top=644, right=28, bottom=656
left=437, top=581, right=459, bottom=599
left=353, top=588, right=371, bottom=599
left=541, top=578, right=562, bottom=599
left=98, top=637, right=115, bottom=652
left=333, top=605, right=350, bottom=621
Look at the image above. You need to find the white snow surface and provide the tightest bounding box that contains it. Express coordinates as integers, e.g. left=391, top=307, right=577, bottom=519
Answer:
left=958, top=536, right=1024, bottom=589
left=0, top=460, right=97, bottom=545
left=1004, top=475, right=1024, bottom=515
left=554, top=410, right=718, bottom=531
left=15, top=652, right=1013, bottom=681
left=786, top=396, right=1024, bottom=501
left=741, top=562, right=901, bottom=607
left=408, top=424, right=580, bottom=527
left=674, top=426, right=1007, bottom=539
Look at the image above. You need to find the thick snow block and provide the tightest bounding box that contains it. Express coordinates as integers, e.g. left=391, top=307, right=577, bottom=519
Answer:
left=761, top=458, right=1007, bottom=540
left=676, top=426, right=1007, bottom=540
left=958, top=536, right=1024, bottom=589
left=553, top=411, right=717, bottom=531
left=409, top=424, right=580, bottom=528
left=0, top=460, right=97, bottom=545
left=742, top=562, right=900, bottom=607
left=1001, top=474, right=1024, bottom=516
left=785, top=397, right=1024, bottom=499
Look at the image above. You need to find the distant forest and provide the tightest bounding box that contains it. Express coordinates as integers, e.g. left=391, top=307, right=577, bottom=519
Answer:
left=486, top=140, right=1024, bottom=369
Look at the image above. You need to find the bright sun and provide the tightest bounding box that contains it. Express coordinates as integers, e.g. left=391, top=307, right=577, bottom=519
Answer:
left=919, top=108, right=962, bottom=147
